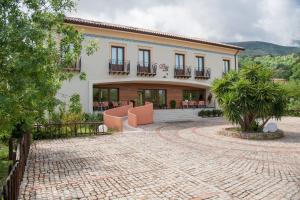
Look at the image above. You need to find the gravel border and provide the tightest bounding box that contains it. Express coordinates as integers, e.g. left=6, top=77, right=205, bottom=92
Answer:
left=218, top=127, right=284, bottom=140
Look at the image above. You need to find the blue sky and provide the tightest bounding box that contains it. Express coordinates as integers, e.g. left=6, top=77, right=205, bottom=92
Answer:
left=72, top=0, right=300, bottom=46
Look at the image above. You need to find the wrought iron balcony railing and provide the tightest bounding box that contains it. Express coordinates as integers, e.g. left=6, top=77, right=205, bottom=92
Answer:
left=174, top=66, right=192, bottom=79
left=63, top=57, right=81, bottom=72
left=109, top=59, right=130, bottom=75
left=137, top=62, right=157, bottom=76
left=195, top=68, right=211, bottom=79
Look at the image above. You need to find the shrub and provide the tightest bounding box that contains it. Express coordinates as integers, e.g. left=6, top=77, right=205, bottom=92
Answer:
left=198, top=110, right=205, bottom=117
left=207, top=110, right=213, bottom=117
left=212, top=109, right=218, bottom=117
left=83, top=113, right=103, bottom=121
left=170, top=100, right=176, bottom=109
left=198, top=109, right=223, bottom=118
left=217, top=110, right=223, bottom=117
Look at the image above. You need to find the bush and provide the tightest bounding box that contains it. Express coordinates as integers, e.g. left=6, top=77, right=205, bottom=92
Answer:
left=285, top=109, right=300, bottom=117
left=216, top=110, right=223, bottom=117
left=198, top=109, right=223, bottom=117
left=212, top=109, right=218, bottom=117
left=83, top=113, right=103, bottom=121
left=170, top=100, right=176, bottom=109
left=198, top=110, right=205, bottom=117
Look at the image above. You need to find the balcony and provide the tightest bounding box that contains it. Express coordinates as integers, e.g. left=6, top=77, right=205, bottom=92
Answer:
left=63, top=57, right=81, bottom=72
left=109, top=59, right=130, bottom=75
left=195, top=68, right=211, bottom=80
left=174, top=66, right=191, bottom=79
left=137, top=63, right=157, bottom=77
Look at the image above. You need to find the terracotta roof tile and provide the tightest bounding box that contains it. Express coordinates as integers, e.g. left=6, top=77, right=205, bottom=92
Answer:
left=65, top=17, right=245, bottom=51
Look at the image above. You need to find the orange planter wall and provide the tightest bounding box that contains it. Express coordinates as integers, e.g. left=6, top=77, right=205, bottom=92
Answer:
left=128, top=102, right=153, bottom=127
left=104, top=104, right=132, bottom=131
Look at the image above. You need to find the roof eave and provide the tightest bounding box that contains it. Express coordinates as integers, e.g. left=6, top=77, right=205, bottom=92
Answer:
left=64, top=17, right=245, bottom=51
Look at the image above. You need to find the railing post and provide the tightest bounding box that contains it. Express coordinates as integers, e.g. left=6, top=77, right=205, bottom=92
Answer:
left=74, top=123, right=77, bottom=137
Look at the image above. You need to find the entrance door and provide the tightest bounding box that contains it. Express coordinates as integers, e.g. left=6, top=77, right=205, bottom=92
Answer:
left=144, top=90, right=158, bottom=108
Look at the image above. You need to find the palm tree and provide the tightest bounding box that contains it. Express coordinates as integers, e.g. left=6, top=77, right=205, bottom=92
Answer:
left=212, top=63, right=287, bottom=132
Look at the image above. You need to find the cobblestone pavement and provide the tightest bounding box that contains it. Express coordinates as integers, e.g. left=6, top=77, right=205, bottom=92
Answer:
left=19, top=117, right=300, bottom=200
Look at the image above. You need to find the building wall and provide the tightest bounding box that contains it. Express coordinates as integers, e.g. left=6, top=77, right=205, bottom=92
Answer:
left=57, top=24, right=239, bottom=113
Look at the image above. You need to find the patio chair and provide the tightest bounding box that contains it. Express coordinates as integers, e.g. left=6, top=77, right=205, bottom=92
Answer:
left=102, top=101, right=109, bottom=110
left=93, top=102, right=99, bottom=111
left=112, top=101, right=119, bottom=108
left=182, top=100, right=189, bottom=109
left=189, top=100, right=196, bottom=108
left=198, top=100, right=206, bottom=108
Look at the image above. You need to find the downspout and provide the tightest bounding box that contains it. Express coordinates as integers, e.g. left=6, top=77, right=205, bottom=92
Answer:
left=234, top=50, right=240, bottom=71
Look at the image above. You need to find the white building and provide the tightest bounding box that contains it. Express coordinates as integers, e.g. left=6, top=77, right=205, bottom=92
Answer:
left=58, top=17, right=244, bottom=113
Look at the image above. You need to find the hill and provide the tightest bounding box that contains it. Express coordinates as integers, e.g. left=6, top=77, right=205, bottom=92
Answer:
left=228, top=41, right=300, bottom=57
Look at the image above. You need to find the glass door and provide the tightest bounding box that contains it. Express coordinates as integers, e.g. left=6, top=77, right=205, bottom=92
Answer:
left=137, top=90, right=144, bottom=106
left=140, top=89, right=166, bottom=109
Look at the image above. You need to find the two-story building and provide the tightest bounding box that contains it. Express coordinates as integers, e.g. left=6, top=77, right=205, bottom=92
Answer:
left=58, top=17, right=244, bottom=113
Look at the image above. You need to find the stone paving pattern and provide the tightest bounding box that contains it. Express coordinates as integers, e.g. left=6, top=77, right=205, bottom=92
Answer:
left=19, top=117, right=300, bottom=199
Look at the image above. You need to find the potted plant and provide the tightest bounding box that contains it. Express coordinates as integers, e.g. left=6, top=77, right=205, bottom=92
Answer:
left=170, top=100, right=176, bottom=109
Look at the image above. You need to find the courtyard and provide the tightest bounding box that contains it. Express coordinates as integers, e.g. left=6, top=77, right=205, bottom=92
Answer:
left=19, top=117, right=300, bottom=200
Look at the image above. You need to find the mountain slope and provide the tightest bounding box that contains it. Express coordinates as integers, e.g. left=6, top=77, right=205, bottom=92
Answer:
left=228, top=41, right=300, bottom=56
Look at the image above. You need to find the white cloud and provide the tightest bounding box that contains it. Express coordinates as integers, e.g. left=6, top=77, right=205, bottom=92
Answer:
left=71, top=0, right=300, bottom=46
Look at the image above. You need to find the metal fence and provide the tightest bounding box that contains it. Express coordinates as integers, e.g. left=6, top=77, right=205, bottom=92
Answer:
left=1, top=133, right=31, bottom=200
left=33, top=121, right=106, bottom=139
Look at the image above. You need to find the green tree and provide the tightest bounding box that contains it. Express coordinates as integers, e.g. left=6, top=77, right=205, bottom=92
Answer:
left=282, top=80, right=300, bottom=114
left=240, top=54, right=300, bottom=80
left=212, top=63, right=287, bottom=132
left=0, top=0, right=96, bottom=136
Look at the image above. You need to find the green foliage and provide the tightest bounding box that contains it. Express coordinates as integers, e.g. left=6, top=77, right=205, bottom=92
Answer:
left=170, top=100, right=176, bottom=109
left=48, top=94, right=83, bottom=123
left=212, top=63, right=287, bottom=132
left=290, top=62, right=300, bottom=80
left=0, top=0, right=85, bottom=136
left=83, top=113, right=103, bottom=122
left=283, top=80, right=300, bottom=99
left=79, top=72, right=87, bottom=80
left=0, top=143, right=11, bottom=186
left=0, top=130, right=11, bottom=144
left=239, top=54, right=300, bottom=80
left=85, top=39, right=100, bottom=56
left=198, top=109, right=223, bottom=117
left=69, top=93, right=82, bottom=114
left=282, top=80, right=300, bottom=116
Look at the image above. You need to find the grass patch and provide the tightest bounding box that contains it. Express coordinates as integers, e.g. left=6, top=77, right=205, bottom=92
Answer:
left=0, top=143, right=11, bottom=187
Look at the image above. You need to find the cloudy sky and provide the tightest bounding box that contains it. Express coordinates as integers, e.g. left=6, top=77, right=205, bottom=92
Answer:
left=71, top=0, right=300, bottom=46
